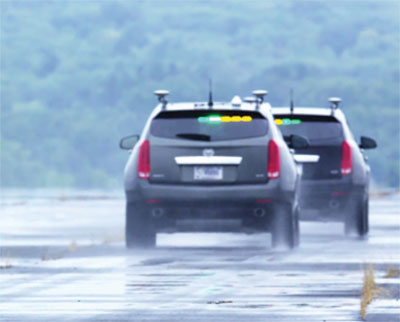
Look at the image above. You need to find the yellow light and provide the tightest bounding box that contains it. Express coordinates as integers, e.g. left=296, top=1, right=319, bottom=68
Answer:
left=231, top=116, right=241, bottom=122
left=275, top=119, right=283, bottom=125
left=221, top=116, right=231, bottom=122
left=242, top=116, right=252, bottom=122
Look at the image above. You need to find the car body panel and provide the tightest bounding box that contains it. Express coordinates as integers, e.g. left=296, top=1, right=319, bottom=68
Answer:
left=123, top=101, right=299, bottom=233
left=272, top=106, right=372, bottom=220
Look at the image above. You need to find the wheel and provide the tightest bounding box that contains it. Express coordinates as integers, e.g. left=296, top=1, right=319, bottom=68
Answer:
left=363, top=198, right=369, bottom=234
left=344, top=196, right=369, bottom=237
left=293, top=206, right=300, bottom=247
left=125, top=203, right=156, bottom=248
left=271, top=203, right=299, bottom=249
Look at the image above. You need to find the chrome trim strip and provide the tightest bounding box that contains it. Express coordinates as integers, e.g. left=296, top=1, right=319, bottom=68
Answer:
left=175, top=156, right=242, bottom=165
left=293, top=154, right=320, bottom=163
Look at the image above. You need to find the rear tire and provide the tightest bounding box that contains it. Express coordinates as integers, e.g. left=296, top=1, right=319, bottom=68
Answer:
left=272, top=204, right=299, bottom=249
left=344, top=196, right=369, bottom=237
left=126, top=204, right=156, bottom=248
left=293, top=206, right=300, bottom=247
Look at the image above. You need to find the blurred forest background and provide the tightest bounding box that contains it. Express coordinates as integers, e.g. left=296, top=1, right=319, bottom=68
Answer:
left=1, top=1, right=399, bottom=188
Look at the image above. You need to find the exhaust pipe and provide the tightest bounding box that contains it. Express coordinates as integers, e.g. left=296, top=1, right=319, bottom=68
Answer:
left=253, top=208, right=266, bottom=218
left=151, top=208, right=164, bottom=218
left=328, top=199, right=340, bottom=209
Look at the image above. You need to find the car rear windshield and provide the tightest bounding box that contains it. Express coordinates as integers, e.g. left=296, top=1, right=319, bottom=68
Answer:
left=274, top=115, right=344, bottom=145
left=150, top=110, right=268, bottom=141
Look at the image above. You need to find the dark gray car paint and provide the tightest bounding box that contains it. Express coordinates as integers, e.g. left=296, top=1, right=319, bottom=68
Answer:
left=123, top=103, right=300, bottom=232
left=272, top=107, right=372, bottom=218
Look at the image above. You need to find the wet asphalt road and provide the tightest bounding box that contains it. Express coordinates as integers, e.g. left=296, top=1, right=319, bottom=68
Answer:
left=0, top=191, right=399, bottom=321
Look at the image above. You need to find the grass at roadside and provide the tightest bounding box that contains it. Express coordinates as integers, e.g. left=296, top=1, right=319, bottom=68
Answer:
left=384, top=265, right=400, bottom=278
left=360, top=264, right=392, bottom=320
left=0, top=251, right=12, bottom=269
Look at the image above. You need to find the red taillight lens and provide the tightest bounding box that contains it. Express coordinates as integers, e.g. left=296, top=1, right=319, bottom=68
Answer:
left=341, top=140, right=352, bottom=175
left=268, top=140, right=280, bottom=179
left=138, top=140, right=150, bottom=179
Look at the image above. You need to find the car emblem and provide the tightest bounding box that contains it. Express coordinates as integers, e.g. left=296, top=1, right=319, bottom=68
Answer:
left=203, top=148, right=215, bottom=157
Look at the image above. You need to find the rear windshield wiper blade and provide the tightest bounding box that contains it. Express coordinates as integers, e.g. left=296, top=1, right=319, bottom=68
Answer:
left=176, top=133, right=211, bottom=141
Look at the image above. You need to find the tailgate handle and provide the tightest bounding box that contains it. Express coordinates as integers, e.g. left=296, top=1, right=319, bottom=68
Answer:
left=175, top=156, right=242, bottom=165
left=293, top=154, right=320, bottom=163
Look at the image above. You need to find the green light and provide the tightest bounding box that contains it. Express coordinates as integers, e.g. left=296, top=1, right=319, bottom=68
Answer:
left=197, top=115, right=253, bottom=124
left=275, top=118, right=303, bottom=125
left=197, top=115, right=222, bottom=124
left=208, top=115, right=222, bottom=123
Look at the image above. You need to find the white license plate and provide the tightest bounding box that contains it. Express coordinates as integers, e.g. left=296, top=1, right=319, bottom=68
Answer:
left=194, top=166, right=223, bottom=180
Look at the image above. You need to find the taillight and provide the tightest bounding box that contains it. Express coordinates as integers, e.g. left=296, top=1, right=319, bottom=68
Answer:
left=341, top=140, right=352, bottom=175
left=268, top=140, right=280, bottom=179
left=138, top=140, right=150, bottom=179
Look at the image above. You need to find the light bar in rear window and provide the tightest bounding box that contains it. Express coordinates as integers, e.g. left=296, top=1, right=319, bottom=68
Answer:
left=150, top=110, right=268, bottom=141
left=198, top=115, right=253, bottom=124
left=275, top=118, right=302, bottom=125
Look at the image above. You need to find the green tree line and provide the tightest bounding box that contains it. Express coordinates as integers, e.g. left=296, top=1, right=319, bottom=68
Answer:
left=1, top=1, right=399, bottom=188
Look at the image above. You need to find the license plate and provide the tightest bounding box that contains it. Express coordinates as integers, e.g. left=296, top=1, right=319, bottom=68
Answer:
left=194, top=166, right=223, bottom=180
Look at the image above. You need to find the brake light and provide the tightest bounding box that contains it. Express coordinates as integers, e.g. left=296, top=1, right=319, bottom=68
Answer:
left=341, top=140, right=352, bottom=175
left=138, top=140, right=150, bottom=179
left=268, top=140, right=280, bottom=179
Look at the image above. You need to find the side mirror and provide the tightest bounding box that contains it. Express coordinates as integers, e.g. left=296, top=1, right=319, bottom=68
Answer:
left=119, top=135, right=139, bottom=150
left=359, top=136, right=377, bottom=150
left=285, top=134, right=309, bottom=149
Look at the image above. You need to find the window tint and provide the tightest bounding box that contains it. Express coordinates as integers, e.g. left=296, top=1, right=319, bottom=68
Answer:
left=274, top=115, right=343, bottom=145
left=151, top=110, right=268, bottom=141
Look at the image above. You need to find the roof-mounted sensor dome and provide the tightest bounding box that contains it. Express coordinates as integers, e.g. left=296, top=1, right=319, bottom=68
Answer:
left=244, top=96, right=257, bottom=103
left=231, top=95, right=242, bottom=107
left=252, top=89, right=268, bottom=109
left=154, top=90, right=169, bottom=108
left=252, top=90, right=268, bottom=102
left=154, top=90, right=169, bottom=101
left=329, top=97, right=341, bottom=109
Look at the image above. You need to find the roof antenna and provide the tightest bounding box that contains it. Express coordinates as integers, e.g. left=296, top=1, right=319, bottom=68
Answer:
left=290, top=88, right=294, bottom=114
left=329, top=97, right=341, bottom=110
left=208, top=78, right=213, bottom=108
left=154, top=90, right=169, bottom=109
left=329, top=97, right=341, bottom=116
left=252, top=90, right=268, bottom=109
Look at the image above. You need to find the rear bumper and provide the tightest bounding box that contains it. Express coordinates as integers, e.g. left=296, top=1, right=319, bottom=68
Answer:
left=125, top=197, right=279, bottom=233
left=299, top=179, right=366, bottom=219
left=126, top=180, right=295, bottom=205
left=124, top=178, right=298, bottom=232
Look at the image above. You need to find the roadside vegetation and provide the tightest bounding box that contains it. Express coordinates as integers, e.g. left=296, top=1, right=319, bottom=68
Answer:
left=384, top=266, right=400, bottom=279
left=1, top=2, right=398, bottom=188
left=360, top=264, right=395, bottom=320
left=41, top=240, right=79, bottom=261
left=361, top=265, right=379, bottom=319
left=0, top=252, right=12, bottom=269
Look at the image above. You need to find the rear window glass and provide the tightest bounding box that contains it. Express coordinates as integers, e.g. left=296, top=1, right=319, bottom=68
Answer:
left=274, top=115, right=343, bottom=145
left=150, top=110, right=268, bottom=141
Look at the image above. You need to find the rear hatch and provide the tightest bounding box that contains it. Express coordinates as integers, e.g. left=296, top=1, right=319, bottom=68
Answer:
left=148, top=110, right=270, bottom=184
left=274, top=114, right=344, bottom=179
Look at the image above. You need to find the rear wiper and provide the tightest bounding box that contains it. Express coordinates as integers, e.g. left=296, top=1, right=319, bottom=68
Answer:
left=176, top=133, right=211, bottom=141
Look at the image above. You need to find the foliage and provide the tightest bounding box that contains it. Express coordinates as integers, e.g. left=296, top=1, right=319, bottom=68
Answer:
left=1, top=1, right=399, bottom=188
